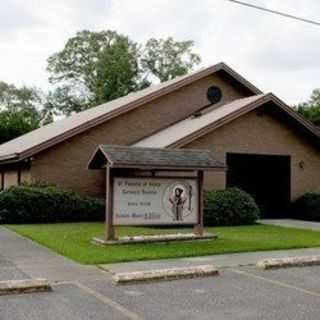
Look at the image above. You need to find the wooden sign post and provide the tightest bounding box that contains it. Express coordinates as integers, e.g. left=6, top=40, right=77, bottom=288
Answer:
left=193, top=170, right=204, bottom=236
left=88, top=145, right=226, bottom=242
left=106, top=165, right=115, bottom=240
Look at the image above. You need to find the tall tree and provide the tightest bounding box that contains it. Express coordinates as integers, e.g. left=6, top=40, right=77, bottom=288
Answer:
left=47, top=31, right=201, bottom=115
left=0, top=81, right=50, bottom=144
left=295, top=89, right=320, bottom=126
left=141, top=37, right=201, bottom=82
left=47, top=30, right=147, bottom=115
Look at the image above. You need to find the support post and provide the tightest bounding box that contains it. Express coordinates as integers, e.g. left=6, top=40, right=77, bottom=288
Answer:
left=106, top=165, right=115, bottom=240
left=194, top=170, right=204, bottom=236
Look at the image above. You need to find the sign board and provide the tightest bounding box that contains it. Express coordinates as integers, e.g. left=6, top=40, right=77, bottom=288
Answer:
left=113, top=177, right=198, bottom=225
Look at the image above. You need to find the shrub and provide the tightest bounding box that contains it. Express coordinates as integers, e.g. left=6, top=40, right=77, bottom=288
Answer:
left=291, top=193, right=320, bottom=221
left=204, top=188, right=260, bottom=226
left=0, top=185, right=104, bottom=224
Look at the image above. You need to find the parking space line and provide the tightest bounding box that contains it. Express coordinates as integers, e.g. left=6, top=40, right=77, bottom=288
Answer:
left=53, top=281, right=144, bottom=320
left=230, top=268, right=320, bottom=298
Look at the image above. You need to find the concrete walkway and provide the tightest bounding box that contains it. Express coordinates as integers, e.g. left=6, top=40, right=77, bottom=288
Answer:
left=2, top=225, right=320, bottom=320
left=0, top=227, right=107, bottom=282
left=260, top=219, right=320, bottom=231
left=102, top=247, right=320, bottom=274
left=2, top=225, right=320, bottom=280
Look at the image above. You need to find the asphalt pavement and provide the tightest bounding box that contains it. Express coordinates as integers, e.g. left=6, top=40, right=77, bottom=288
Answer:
left=2, top=226, right=320, bottom=320
left=0, top=253, right=29, bottom=281
left=1, top=266, right=320, bottom=320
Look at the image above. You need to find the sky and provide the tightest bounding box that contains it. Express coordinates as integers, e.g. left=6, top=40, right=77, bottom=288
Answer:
left=0, top=0, right=319, bottom=105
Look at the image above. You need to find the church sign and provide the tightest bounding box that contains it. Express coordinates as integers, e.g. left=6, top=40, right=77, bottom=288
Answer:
left=88, top=145, right=226, bottom=240
left=113, top=177, right=198, bottom=225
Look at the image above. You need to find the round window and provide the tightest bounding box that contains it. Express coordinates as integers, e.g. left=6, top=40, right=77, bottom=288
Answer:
left=207, top=86, right=222, bottom=104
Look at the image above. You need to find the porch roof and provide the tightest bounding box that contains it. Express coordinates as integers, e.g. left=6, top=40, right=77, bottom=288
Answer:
left=88, top=145, right=226, bottom=171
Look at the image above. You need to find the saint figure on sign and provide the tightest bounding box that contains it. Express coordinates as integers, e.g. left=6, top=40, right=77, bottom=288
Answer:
left=169, top=186, right=187, bottom=221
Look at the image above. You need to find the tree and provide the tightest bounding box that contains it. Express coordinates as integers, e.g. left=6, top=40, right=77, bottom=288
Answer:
left=47, top=31, right=201, bottom=115
left=295, top=89, right=320, bottom=126
left=47, top=30, right=147, bottom=116
left=141, top=37, right=201, bottom=82
left=0, top=81, right=50, bottom=144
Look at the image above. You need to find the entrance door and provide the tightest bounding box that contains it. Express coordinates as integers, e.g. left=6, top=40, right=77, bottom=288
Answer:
left=226, top=153, right=291, bottom=218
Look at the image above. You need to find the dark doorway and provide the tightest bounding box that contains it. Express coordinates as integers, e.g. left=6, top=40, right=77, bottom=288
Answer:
left=226, top=153, right=291, bottom=218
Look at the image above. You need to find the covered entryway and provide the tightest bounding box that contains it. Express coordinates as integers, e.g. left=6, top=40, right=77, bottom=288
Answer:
left=226, top=153, right=291, bottom=218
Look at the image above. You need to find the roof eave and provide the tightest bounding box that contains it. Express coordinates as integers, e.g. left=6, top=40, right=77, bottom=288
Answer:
left=0, top=153, right=21, bottom=165
left=87, top=145, right=115, bottom=169
left=218, top=62, right=262, bottom=95
left=0, top=63, right=263, bottom=162
left=167, top=93, right=320, bottom=149
left=109, top=164, right=227, bottom=171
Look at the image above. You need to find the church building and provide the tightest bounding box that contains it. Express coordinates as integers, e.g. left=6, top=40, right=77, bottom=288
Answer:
left=0, top=62, right=319, bottom=217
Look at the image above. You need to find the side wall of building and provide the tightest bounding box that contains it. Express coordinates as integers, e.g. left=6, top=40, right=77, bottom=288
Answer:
left=184, top=109, right=320, bottom=201
left=0, top=165, right=31, bottom=191
left=29, top=73, right=248, bottom=197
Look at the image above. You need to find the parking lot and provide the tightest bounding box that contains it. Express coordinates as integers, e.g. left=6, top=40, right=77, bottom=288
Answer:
left=1, top=226, right=320, bottom=320
left=2, top=265, right=320, bottom=320
left=0, top=254, right=29, bottom=282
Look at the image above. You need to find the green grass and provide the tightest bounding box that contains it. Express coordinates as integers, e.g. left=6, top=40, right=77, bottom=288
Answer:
left=6, top=223, right=320, bottom=265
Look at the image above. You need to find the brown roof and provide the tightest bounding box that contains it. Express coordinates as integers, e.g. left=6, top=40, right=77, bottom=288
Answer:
left=134, top=93, right=320, bottom=148
left=0, top=62, right=261, bottom=164
left=88, top=145, right=226, bottom=171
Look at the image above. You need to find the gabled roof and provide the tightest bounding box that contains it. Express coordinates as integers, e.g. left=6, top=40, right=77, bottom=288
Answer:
left=134, top=93, right=320, bottom=148
left=88, top=145, right=225, bottom=171
left=0, top=62, right=261, bottom=164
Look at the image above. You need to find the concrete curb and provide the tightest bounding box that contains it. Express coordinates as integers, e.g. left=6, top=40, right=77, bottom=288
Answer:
left=257, top=255, right=320, bottom=270
left=93, top=233, right=217, bottom=245
left=112, top=264, right=219, bottom=285
left=0, top=279, right=52, bottom=296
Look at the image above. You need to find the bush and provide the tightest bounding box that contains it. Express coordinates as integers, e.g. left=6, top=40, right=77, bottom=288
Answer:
left=0, top=185, right=104, bottom=224
left=291, top=193, right=320, bottom=221
left=204, top=188, right=260, bottom=226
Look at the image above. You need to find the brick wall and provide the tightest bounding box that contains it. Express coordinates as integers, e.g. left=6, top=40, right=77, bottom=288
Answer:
left=184, top=109, right=320, bottom=200
left=30, top=73, right=249, bottom=197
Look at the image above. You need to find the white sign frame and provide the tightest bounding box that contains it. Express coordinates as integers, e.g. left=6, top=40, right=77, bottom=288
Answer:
left=112, top=177, right=199, bottom=226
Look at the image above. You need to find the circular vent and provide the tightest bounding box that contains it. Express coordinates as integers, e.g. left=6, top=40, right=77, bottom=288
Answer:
left=207, top=86, right=222, bottom=104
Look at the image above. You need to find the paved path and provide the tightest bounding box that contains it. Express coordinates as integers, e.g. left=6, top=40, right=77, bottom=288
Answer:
left=103, top=247, right=320, bottom=273
left=0, top=252, right=28, bottom=281
left=2, top=225, right=320, bottom=278
left=0, top=227, right=108, bottom=282
left=3, top=266, right=320, bottom=320
left=260, top=219, right=320, bottom=231
left=2, top=226, right=320, bottom=319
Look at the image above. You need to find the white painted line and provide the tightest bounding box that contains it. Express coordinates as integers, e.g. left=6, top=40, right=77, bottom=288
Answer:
left=257, top=255, right=320, bottom=270
left=54, top=281, right=144, bottom=320
left=231, top=268, right=320, bottom=298
left=112, top=264, right=219, bottom=285
left=0, top=279, right=52, bottom=296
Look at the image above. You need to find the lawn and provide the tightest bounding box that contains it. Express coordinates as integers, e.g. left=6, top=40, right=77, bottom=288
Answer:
left=6, top=223, right=320, bottom=265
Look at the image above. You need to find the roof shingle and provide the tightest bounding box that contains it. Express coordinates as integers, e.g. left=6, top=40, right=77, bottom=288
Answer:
left=134, top=95, right=266, bottom=148
left=134, top=93, right=320, bottom=149
left=0, top=62, right=261, bottom=163
left=88, top=145, right=225, bottom=170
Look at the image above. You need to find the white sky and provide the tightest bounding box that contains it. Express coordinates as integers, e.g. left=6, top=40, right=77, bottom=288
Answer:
left=0, top=0, right=319, bottom=105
